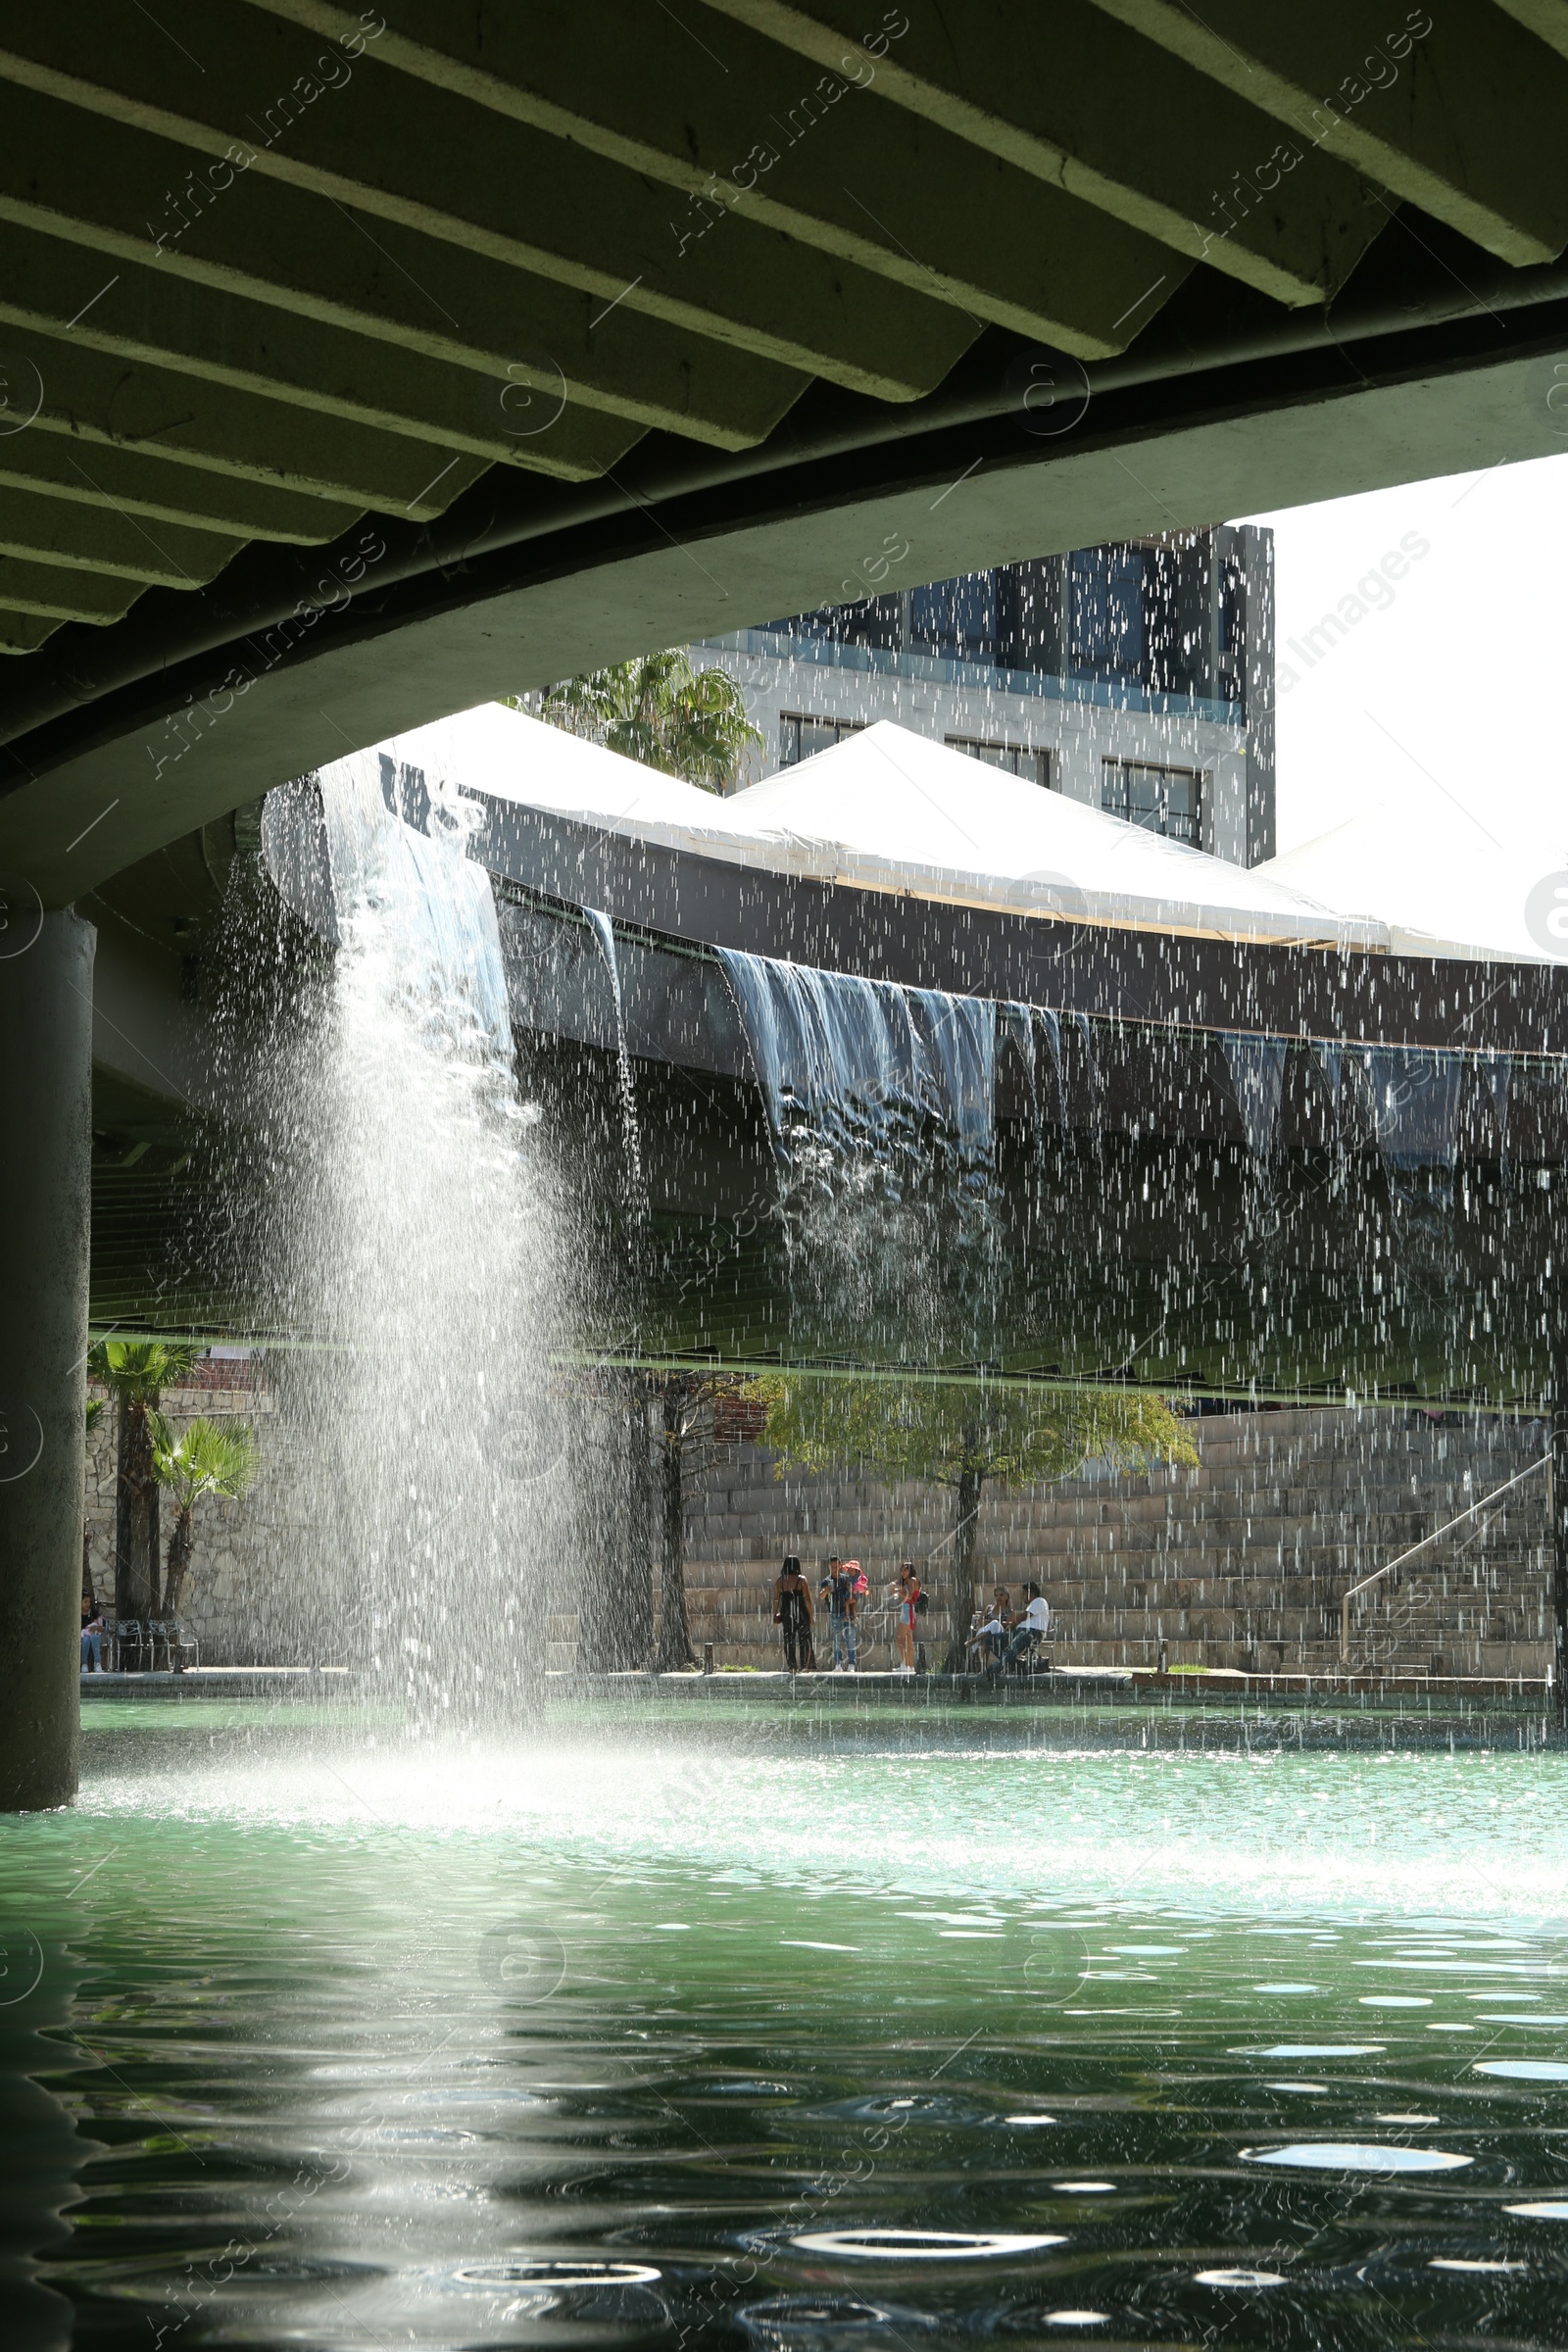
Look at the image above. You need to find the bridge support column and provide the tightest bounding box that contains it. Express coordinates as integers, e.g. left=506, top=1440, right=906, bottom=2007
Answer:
left=0, top=906, right=94, bottom=1811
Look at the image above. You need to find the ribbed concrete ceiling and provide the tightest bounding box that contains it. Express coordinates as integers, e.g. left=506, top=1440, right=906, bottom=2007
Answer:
left=2, top=1, right=1567, bottom=897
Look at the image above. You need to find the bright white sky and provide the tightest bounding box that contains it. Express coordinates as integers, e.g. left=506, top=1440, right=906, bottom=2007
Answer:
left=1237, top=449, right=1568, bottom=859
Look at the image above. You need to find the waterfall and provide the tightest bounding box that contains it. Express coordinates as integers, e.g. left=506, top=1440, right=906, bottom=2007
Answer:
left=715, top=949, right=997, bottom=1190
left=1369, top=1048, right=1465, bottom=1170
left=331, top=749, right=513, bottom=1068
left=1062, top=1011, right=1103, bottom=1135
left=1483, top=1054, right=1512, bottom=1161
left=250, top=745, right=582, bottom=1722
left=715, top=948, right=1000, bottom=1358
left=584, top=907, right=645, bottom=1214
left=999, top=1000, right=1040, bottom=1153
left=1221, top=1035, right=1288, bottom=1161
left=262, top=748, right=513, bottom=1070
left=1036, top=1007, right=1066, bottom=1131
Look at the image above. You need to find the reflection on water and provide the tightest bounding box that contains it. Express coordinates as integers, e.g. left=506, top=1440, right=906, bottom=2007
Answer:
left=3, top=1709, right=1568, bottom=2346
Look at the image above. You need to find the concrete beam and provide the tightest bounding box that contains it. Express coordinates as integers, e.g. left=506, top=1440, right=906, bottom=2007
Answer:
left=1496, top=0, right=1568, bottom=60
left=702, top=0, right=1388, bottom=307
left=0, top=222, right=647, bottom=486
left=1093, top=0, right=1568, bottom=267
left=0, top=611, right=62, bottom=657
left=2, top=325, right=487, bottom=518
left=0, top=556, right=143, bottom=627
left=6, top=308, right=1566, bottom=904
left=0, top=9, right=977, bottom=402
left=0, top=86, right=807, bottom=455
left=0, top=431, right=364, bottom=549
left=254, top=0, right=1192, bottom=356
left=0, top=486, right=246, bottom=589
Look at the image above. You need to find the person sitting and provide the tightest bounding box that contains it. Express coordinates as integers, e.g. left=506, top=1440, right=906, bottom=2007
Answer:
left=980, top=1587, right=1011, bottom=1669
left=995, top=1583, right=1051, bottom=1675
left=965, top=1597, right=1004, bottom=1672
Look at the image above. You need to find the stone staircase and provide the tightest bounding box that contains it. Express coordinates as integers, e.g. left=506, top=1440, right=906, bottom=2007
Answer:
left=671, top=1407, right=1552, bottom=1678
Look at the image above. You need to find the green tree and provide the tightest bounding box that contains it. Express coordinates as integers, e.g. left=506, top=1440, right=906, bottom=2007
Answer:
left=741, top=1375, right=1198, bottom=1668
left=593, top=1366, right=737, bottom=1673
left=152, top=1416, right=261, bottom=1618
left=87, top=1340, right=200, bottom=1629
left=644, top=1369, right=730, bottom=1671
left=524, top=649, right=762, bottom=793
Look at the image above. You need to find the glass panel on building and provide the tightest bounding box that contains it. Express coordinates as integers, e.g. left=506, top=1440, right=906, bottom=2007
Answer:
left=1102, top=759, right=1202, bottom=846
left=909, top=572, right=997, bottom=662
left=779, top=713, right=866, bottom=766
left=945, top=735, right=1053, bottom=788
left=1217, top=551, right=1246, bottom=710
left=1070, top=545, right=1146, bottom=681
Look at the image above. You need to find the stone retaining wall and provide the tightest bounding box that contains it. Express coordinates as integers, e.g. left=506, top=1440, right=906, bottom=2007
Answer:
left=665, top=1406, right=1551, bottom=1678
left=85, top=1376, right=309, bottom=1664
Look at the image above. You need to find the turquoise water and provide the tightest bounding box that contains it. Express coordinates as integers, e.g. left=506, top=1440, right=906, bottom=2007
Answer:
left=5, top=1706, right=1568, bottom=2347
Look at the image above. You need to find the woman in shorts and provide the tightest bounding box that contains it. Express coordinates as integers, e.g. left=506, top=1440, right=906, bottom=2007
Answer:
left=890, top=1561, right=919, bottom=1676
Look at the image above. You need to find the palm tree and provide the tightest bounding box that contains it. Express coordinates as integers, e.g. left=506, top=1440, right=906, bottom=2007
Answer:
left=87, top=1339, right=200, bottom=1629
left=525, top=649, right=762, bottom=792
left=153, top=1417, right=261, bottom=1618
left=83, top=1395, right=105, bottom=1615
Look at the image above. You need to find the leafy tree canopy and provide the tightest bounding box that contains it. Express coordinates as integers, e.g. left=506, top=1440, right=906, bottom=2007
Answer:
left=520, top=648, right=761, bottom=794
left=739, top=1374, right=1198, bottom=1490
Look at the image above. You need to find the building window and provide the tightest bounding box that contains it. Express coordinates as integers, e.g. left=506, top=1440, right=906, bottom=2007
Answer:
left=779, top=712, right=866, bottom=766
left=1217, top=552, right=1246, bottom=710
left=908, top=572, right=997, bottom=662
left=1070, top=545, right=1145, bottom=681
left=1102, top=759, right=1202, bottom=846
left=945, top=735, right=1053, bottom=789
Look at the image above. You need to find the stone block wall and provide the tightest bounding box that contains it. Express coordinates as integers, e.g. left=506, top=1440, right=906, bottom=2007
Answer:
left=84, top=1373, right=318, bottom=1663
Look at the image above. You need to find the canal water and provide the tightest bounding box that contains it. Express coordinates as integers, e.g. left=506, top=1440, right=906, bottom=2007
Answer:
left=5, top=1701, right=1568, bottom=2347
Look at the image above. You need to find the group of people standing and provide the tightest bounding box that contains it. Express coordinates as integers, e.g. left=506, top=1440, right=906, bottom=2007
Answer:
left=770, top=1558, right=1053, bottom=1677
left=771, top=1555, right=928, bottom=1676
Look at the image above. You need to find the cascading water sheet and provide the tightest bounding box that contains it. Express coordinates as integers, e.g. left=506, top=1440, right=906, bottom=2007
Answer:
left=248, top=743, right=585, bottom=1723
left=583, top=906, right=645, bottom=1212
left=715, top=947, right=997, bottom=1187
left=1221, top=1034, right=1289, bottom=1162
left=1366, top=1047, right=1466, bottom=1170
left=321, top=747, right=514, bottom=1068
left=715, top=946, right=1001, bottom=1357
left=261, top=746, right=514, bottom=1066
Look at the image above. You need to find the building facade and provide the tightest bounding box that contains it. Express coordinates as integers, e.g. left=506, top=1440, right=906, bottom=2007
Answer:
left=691, top=523, right=1275, bottom=867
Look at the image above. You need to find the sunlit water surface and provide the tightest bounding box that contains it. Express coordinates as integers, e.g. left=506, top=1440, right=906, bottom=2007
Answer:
left=5, top=1708, right=1568, bottom=2348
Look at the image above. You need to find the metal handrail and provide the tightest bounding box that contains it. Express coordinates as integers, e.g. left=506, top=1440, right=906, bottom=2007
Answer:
left=1339, top=1455, right=1549, bottom=1662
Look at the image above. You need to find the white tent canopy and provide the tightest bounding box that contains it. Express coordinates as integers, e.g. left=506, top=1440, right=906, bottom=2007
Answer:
left=372, top=702, right=1545, bottom=963
left=1257, top=800, right=1567, bottom=965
